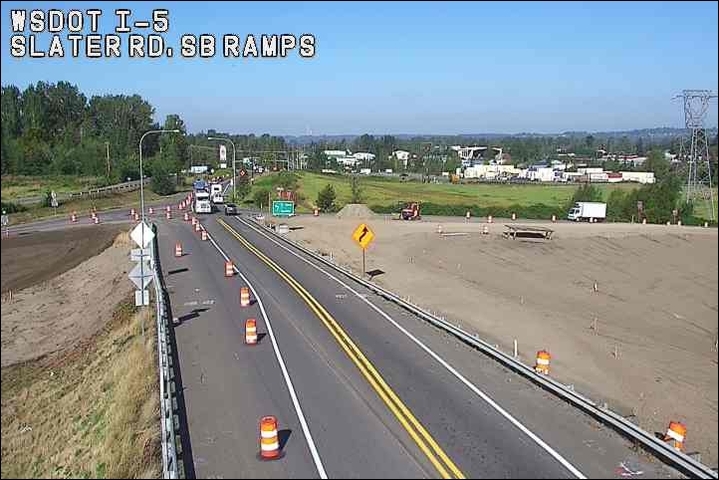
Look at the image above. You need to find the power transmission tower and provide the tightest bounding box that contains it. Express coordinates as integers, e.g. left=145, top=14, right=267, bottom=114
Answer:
left=675, top=89, right=717, bottom=220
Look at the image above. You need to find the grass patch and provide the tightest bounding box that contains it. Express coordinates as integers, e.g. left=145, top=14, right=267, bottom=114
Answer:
left=1, top=175, right=108, bottom=201
left=249, top=171, right=640, bottom=214
left=1, top=297, right=161, bottom=479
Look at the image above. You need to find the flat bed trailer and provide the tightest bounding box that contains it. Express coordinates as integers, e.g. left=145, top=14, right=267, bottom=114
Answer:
left=502, top=224, right=554, bottom=240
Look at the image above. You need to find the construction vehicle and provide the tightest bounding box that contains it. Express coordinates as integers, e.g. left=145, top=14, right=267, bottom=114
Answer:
left=400, top=202, right=421, bottom=220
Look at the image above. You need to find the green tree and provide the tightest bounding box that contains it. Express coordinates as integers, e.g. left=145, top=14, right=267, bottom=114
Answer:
left=148, top=156, right=176, bottom=196
left=159, top=114, right=189, bottom=171
left=349, top=174, right=363, bottom=203
left=253, top=188, right=271, bottom=208
left=316, top=183, right=336, bottom=212
left=644, top=149, right=670, bottom=180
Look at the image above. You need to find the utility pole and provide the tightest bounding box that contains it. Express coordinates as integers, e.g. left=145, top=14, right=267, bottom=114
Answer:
left=675, top=90, right=717, bottom=220
left=105, top=142, right=110, bottom=178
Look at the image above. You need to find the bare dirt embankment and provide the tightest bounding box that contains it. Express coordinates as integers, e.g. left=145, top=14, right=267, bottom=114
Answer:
left=1, top=228, right=160, bottom=478
left=282, top=214, right=719, bottom=466
left=1, top=228, right=134, bottom=367
left=1, top=225, right=127, bottom=292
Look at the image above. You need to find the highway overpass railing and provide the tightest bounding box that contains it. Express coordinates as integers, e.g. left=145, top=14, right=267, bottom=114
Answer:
left=244, top=214, right=718, bottom=480
left=151, top=224, right=180, bottom=479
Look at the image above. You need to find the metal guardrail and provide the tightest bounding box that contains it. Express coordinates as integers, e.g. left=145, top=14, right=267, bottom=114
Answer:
left=9, top=178, right=151, bottom=206
left=242, top=214, right=718, bottom=479
left=151, top=224, right=180, bottom=479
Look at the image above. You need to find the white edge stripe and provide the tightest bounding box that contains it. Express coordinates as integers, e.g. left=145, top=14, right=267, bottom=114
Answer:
left=238, top=216, right=587, bottom=480
left=206, top=229, right=329, bottom=479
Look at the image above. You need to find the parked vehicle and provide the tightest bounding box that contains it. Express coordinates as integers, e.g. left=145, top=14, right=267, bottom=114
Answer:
left=224, top=203, right=239, bottom=216
left=567, top=202, right=606, bottom=222
left=400, top=202, right=421, bottom=220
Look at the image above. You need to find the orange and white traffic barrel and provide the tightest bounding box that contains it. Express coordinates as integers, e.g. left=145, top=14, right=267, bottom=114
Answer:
left=259, top=416, right=281, bottom=460
left=225, top=261, right=234, bottom=277
left=535, top=350, right=551, bottom=375
left=664, top=421, right=687, bottom=451
left=551, top=214, right=556, bottom=222
left=511, top=212, right=517, bottom=221
left=184, top=212, right=190, bottom=222
left=240, top=287, right=251, bottom=307
left=245, top=319, right=258, bottom=345
left=166, top=211, right=172, bottom=220
left=194, top=222, right=201, bottom=233
left=149, top=206, right=154, bottom=215
left=93, top=216, right=100, bottom=224
left=191, top=217, right=197, bottom=226
left=131, top=208, right=136, bottom=217
left=175, top=242, right=183, bottom=257
left=313, top=207, right=319, bottom=217
left=487, top=215, right=493, bottom=223
left=71, top=212, right=77, bottom=223
left=201, top=229, right=208, bottom=241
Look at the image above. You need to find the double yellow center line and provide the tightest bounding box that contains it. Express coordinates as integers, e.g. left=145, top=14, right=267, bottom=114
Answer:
left=218, top=218, right=465, bottom=479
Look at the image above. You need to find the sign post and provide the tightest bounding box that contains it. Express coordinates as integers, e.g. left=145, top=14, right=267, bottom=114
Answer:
left=129, top=221, right=156, bottom=335
left=1, top=210, right=8, bottom=238
left=352, top=223, right=375, bottom=275
left=50, top=190, right=58, bottom=216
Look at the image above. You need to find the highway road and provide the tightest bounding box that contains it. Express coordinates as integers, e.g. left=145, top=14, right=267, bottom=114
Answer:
left=154, top=210, right=683, bottom=479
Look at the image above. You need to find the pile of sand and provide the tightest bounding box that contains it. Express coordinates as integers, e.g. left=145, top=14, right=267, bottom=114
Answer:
left=336, top=203, right=375, bottom=219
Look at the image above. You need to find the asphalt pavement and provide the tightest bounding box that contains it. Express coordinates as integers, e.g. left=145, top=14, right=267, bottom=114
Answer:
left=153, top=210, right=684, bottom=479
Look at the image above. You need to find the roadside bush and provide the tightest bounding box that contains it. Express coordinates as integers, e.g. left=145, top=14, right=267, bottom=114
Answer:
left=253, top=188, right=271, bottom=208
left=369, top=202, right=563, bottom=220
left=317, top=184, right=337, bottom=212
left=1, top=200, right=26, bottom=213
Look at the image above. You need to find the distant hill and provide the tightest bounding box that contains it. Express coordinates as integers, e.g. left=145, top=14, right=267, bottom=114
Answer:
left=284, top=127, right=718, bottom=145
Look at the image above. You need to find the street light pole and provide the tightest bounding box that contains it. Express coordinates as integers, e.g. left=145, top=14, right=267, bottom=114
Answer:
left=208, top=136, right=237, bottom=201
left=138, top=128, right=180, bottom=335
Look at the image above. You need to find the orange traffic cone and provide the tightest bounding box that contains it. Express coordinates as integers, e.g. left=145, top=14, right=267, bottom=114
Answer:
left=175, top=242, right=183, bottom=257
left=225, top=261, right=234, bottom=277
left=664, top=421, right=687, bottom=451
left=240, top=287, right=251, bottom=307
left=245, top=319, right=258, bottom=345
left=535, top=350, right=551, bottom=375
left=259, top=416, right=282, bottom=460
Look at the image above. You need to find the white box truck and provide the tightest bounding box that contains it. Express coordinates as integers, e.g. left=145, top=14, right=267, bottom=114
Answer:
left=210, top=183, right=224, bottom=205
left=194, top=190, right=212, bottom=214
left=567, top=202, right=606, bottom=222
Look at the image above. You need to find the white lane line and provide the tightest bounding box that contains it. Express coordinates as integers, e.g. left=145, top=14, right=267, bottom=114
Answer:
left=237, top=217, right=587, bottom=479
left=204, top=227, right=329, bottom=479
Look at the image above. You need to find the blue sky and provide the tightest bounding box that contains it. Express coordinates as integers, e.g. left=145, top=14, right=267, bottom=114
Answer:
left=2, top=1, right=717, bottom=135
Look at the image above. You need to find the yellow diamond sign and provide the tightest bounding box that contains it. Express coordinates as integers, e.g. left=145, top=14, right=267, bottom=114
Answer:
left=352, top=223, right=375, bottom=250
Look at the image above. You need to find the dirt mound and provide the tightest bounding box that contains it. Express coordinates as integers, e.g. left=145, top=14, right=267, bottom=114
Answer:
left=336, top=203, right=375, bottom=219
left=0, top=225, right=127, bottom=292
left=1, top=230, right=134, bottom=367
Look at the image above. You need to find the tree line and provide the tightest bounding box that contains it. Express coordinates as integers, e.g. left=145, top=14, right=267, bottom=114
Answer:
left=0, top=81, right=290, bottom=185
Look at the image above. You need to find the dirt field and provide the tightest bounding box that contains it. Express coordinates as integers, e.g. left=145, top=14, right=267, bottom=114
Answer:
left=281, top=214, right=719, bottom=466
left=1, top=227, right=159, bottom=478
left=1, top=229, right=134, bottom=367
left=0, top=225, right=127, bottom=292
